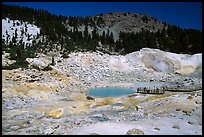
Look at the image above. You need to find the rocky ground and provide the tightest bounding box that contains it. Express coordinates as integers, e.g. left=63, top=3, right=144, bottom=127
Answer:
left=2, top=48, right=202, bottom=135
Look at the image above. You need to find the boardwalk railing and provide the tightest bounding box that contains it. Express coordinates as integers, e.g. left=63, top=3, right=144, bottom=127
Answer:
left=137, top=87, right=165, bottom=94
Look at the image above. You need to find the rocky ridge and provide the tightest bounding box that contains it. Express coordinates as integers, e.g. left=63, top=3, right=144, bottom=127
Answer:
left=96, top=12, right=166, bottom=40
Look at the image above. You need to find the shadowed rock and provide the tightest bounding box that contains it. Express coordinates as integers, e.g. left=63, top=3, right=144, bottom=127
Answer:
left=86, top=96, right=95, bottom=101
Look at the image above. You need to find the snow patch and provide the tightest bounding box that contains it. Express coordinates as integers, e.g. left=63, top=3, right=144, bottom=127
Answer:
left=2, top=18, right=40, bottom=46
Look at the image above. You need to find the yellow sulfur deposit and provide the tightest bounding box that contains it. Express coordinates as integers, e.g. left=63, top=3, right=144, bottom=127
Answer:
left=175, top=65, right=196, bottom=75
left=46, top=108, right=64, bottom=119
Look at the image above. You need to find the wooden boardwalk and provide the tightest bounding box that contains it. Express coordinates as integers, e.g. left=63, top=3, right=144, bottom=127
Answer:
left=137, top=87, right=165, bottom=94
left=137, top=87, right=202, bottom=94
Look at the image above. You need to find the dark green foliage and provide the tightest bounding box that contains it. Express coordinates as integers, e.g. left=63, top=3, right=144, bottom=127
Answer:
left=115, top=26, right=202, bottom=55
left=2, top=3, right=202, bottom=61
left=84, top=25, right=89, bottom=41
left=3, top=43, right=31, bottom=69
left=2, top=40, right=8, bottom=54
left=4, top=43, right=37, bottom=70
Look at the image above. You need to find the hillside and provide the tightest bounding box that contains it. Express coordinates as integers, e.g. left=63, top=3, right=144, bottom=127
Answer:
left=2, top=4, right=202, bottom=135
left=2, top=4, right=202, bottom=59
left=94, top=12, right=167, bottom=41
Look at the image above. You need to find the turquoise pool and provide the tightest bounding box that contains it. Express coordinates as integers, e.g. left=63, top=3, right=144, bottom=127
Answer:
left=88, top=88, right=136, bottom=97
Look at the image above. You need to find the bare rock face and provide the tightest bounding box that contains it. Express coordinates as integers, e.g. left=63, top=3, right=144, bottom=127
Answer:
left=95, top=12, right=167, bottom=41
left=126, top=128, right=145, bottom=135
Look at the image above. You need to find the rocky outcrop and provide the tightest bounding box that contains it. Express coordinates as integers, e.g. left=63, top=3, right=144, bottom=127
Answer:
left=126, top=128, right=145, bottom=135
left=96, top=12, right=166, bottom=41
left=54, top=48, right=202, bottom=90
left=26, top=57, right=51, bottom=70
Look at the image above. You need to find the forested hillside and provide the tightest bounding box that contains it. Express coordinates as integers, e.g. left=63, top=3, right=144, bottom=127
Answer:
left=2, top=3, right=202, bottom=60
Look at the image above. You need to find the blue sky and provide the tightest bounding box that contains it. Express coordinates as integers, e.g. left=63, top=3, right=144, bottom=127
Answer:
left=3, top=2, right=202, bottom=31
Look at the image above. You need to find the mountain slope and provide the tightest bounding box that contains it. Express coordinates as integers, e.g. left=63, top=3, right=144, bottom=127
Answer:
left=2, top=4, right=202, bottom=60
left=93, top=12, right=167, bottom=41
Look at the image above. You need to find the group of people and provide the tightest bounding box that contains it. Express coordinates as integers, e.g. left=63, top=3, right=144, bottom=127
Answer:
left=137, top=86, right=165, bottom=94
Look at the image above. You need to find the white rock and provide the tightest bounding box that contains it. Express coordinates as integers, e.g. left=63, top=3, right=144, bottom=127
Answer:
left=2, top=54, right=16, bottom=67
left=26, top=57, right=51, bottom=70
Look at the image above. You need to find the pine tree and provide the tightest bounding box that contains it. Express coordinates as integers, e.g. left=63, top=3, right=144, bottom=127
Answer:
left=14, top=28, right=18, bottom=37
left=84, top=25, right=89, bottom=40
